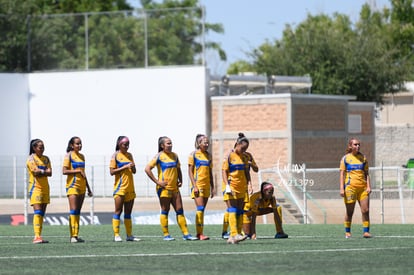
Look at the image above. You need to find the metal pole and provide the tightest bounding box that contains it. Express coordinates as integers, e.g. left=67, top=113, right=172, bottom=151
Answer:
left=303, top=163, right=307, bottom=224
left=26, top=15, right=31, bottom=72
left=24, top=168, right=28, bottom=226
left=90, top=166, right=95, bottom=225
left=84, top=13, right=89, bottom=70
left=13, top=156, right=17, bottom=199
left=397, top=167, right=406, bottom=224
left=144, top=10, right=148, bottom=68
left=201, top=6, right=205, bottom=66
left=380, top=162, right=384, bottom=224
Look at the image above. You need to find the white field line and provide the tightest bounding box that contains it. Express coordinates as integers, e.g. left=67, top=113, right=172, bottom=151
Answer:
left=0, top=246, right=413, bottom=260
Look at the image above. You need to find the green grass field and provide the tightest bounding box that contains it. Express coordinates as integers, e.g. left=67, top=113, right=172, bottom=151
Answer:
left=1, top=224, right=414, bottom=274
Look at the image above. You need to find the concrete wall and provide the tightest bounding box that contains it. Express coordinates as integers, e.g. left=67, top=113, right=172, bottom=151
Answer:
left=0, top=66, right=209, bottom=197
left=0, top=74, right=30, bottom=156
left=292, top=95, right=349, bottom=168
left=375, top=125, right=414, bottom=166
left=27, top=67, right=208, bottom=162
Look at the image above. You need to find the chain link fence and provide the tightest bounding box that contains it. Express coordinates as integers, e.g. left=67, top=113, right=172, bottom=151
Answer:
left=2, top=154, right=414, bottom=224
left=259, top=165, right=414, bottom=224
left=1, top=7, right=205, bottom=72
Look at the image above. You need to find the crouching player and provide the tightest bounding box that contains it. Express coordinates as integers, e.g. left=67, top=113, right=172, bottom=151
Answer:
left=243, top=181, right=288, bottom=239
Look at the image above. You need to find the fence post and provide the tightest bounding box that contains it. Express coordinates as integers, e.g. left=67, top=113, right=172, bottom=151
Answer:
left=13, top=156, right=17, bottom=199
left=380, top=161, right=384, bottom=224
left=397, top=167, right=406, bottom=224
left=24, top=168, right=28, bottom=226
left=90, top=166, right=95, bottom=225
left=84, top=13, right=89, bottom=70
left=303, top=163, right=308, bottom=224
left=26, top=15, right=31, bottom=72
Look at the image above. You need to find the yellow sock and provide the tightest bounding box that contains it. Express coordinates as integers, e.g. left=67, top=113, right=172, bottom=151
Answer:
left=196, top=210, right=203, bottom=235
left=124, top=218, right=132, bottom=236
left=160, top=212, right=169, bottom=236
left=33, top=214, right=42, bottom=237
left=274, top=206, right=283, bottom=233
left=177, top=214, right=189, bottom=235
left=228, top=212, right=237, bottom=237
left=222, top=211, right=229, bottom=233
left=74, top=215, right=80, bottom=237
left=236, top=213, right=243, bottom=234
left=69, top=215, right=77, bottom=237
left=112, top=216, right=121, bottom=236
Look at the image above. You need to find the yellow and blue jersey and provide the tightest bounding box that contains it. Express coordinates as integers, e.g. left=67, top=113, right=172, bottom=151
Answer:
left=110, top=151, right=135, bottom=195
left=188, top=150, right=212, bottom=190
left=26, top=154, right=51, bottom=196
left=222, top=150, right=248, bottom=194
left=340, top=152, right=369, bottom=189
left=147, top=151, right=181, bottom=191
left=244, top=191, right=277, bottom=213
left=63, top=151, right=86, bottom=194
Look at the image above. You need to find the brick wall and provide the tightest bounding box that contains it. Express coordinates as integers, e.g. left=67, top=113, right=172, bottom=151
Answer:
left=294, top=103, right=346, bottom=130
left=210, top=94, right=376, bottom=191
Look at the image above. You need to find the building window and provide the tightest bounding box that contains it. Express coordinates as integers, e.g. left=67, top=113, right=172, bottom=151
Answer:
left=348, top=114, right=361, bottom=133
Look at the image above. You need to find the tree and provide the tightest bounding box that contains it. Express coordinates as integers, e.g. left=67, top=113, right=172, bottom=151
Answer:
left=227, top=60, right=255, bottom=75
left=238, top=3, right=412, bottom=103
left=140, top=0, right=225, bottom=66
left=0, top=0, right=225, bottom=71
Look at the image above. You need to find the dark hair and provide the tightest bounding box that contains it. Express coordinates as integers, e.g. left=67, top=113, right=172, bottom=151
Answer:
left=115, top=136, right=128, bottom=151
left=195, top=134, right=206, bottom=149
left=260, top=181, right=274, bottom=196
left=29, top=139, right=42, bottom=155
left=158, top=136, right=169, bottom=152
left=66, top=136, right=80, bottom=153
left=234, top=132, right=249, bottom=148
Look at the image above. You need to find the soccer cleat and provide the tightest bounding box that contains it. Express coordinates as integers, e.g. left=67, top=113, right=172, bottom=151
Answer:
left=222, top=232, right=230, bottom=239
left=234, top=234, right=247, bottom=242
left=163, top=235, right=175, bottom=241
left=126, top=235, right=141, bottom=242
left=345, top=232, right=352, bottom=239
left=363, top=232, right=372, bottom=238
left=114, top=235, right=122, bottom=242
left=33, top=236, right=49, bottom=244
left=183, top=234, right=198, bottom=241
left=275, top=233, right=289, bottom=239
left=70, top=236, right=85, bottom=243
left=196, top=234, right=210, bottom=241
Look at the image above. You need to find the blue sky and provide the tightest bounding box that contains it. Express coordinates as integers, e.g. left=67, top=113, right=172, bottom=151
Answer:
left=129, top=0, right=391, bottom=75
left=200, top=0, right=390, bottom=75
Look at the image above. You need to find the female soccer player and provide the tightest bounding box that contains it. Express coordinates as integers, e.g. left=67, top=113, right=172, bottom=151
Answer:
left=145, top=136, right=197, bottom=241
left=26, top=139, right=52, bottom=244
left=340, top=137, right=372, bottom=238
left=188, top=134, right=215, bottom=240
left=222, top=148, right=257, bottom=238
left=243, top=181, right=288, bottom=239
left=110, top=136, right=141, bottom=242
left=63, top=136, right=93, bottom=243
left=222, top=132, right=251, bottom=244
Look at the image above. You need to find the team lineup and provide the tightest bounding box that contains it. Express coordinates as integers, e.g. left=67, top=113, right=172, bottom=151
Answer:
left=26, top=134, right=370, bottom=244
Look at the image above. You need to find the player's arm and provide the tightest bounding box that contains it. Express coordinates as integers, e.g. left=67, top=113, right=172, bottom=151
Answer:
left=339, top=170, right=345, bottom=197
left=209, top=167, right=215, bottom=198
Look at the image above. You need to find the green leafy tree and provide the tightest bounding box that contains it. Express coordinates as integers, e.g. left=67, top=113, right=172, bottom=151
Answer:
left=140, top=0, right=225, bottom=66
left=0, top=0, right=225, bottom=71
left=240, top=3, right=412, bottom=103
left=227, top=60, right=255, bottom=75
